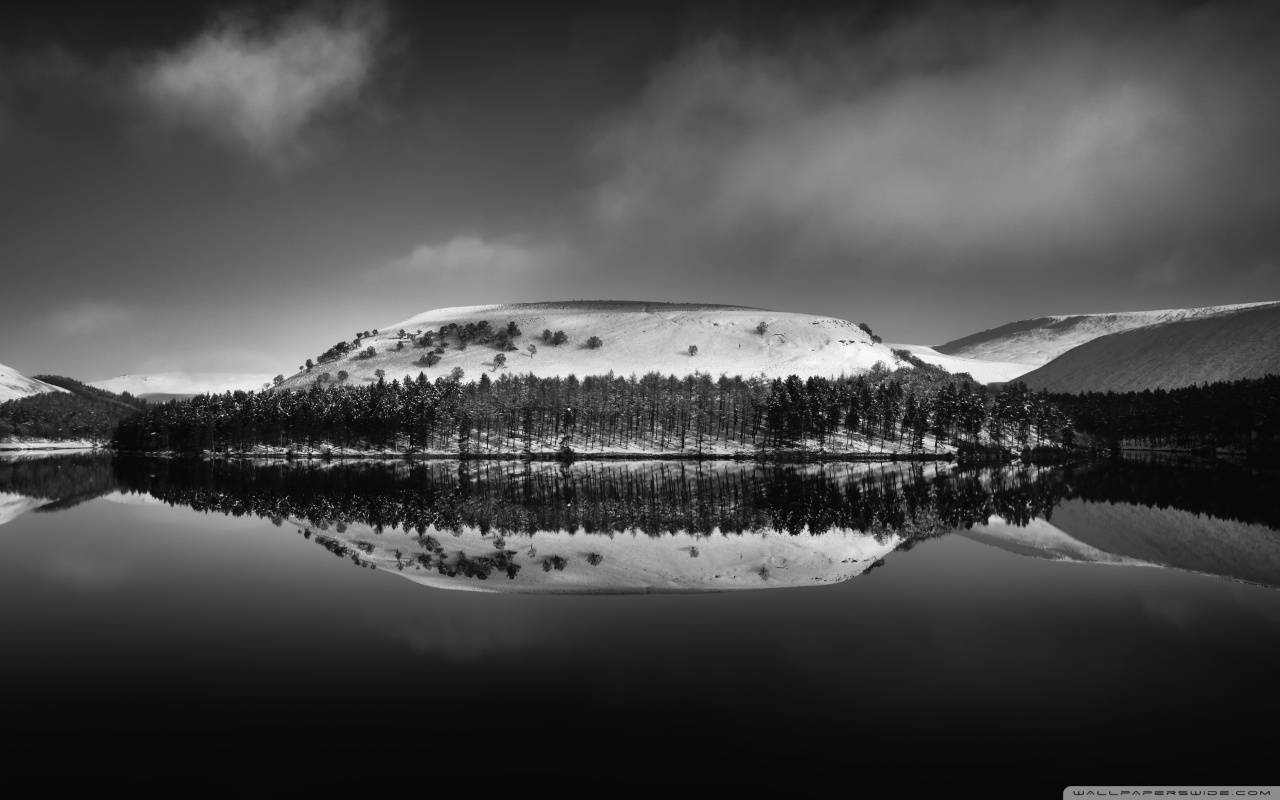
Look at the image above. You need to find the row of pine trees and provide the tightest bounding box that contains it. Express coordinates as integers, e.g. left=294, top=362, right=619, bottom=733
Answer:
left=111, top=369, right=1071, bottom=456
left=1048, top=375, right=1280, bottom=456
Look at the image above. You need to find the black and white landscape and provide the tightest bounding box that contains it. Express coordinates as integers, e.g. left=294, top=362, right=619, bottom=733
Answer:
left=2, top=0, right=1279, bottom=793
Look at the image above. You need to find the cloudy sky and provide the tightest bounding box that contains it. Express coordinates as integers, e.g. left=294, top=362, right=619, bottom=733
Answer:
left=3, top=0, right=1279, bottom=380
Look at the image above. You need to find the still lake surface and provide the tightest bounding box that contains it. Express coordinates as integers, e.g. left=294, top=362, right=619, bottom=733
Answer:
left=1, top=453, right=1277, bottom=789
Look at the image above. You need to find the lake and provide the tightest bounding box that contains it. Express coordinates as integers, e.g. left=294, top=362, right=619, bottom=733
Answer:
left=1, top=453, right=1277, bottom=791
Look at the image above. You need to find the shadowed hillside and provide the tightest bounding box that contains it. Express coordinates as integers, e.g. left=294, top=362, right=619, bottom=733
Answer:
left=1018, top=303, right=1280, bottom=392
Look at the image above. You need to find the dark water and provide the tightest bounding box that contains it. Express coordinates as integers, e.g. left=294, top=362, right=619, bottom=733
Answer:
left=1, top=453, right=1278, bottom=791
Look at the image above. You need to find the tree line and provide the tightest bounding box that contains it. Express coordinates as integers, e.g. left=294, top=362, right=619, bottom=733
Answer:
left=0, top=377, right=145, bottom=441
left=113, top=457, right=1063, bottom=541
left=110, top=367, right=1072, bottom=456
left=1047, top=375, right=1280, bottom=457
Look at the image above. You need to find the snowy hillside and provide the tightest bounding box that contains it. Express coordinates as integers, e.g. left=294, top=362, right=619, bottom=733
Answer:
left=0, top=362, right=66, bottom=403
left=91, top=371, right=277, bottom=398
left=277, top=301, right=909, bottom=390
left=934, top=301, right=1278, bottom=370
left=1018, top=303, right=1280, bottom=393
left=890, top=343, right=1030, bottom=384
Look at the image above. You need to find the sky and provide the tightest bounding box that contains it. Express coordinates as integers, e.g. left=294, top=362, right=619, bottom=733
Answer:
left=2, top=0, right=1279, bottom=380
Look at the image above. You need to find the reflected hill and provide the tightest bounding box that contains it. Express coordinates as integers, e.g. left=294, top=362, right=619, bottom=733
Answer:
left=2, top=453, right=1278, bottom=592
left=0, top=452, right=118, bottom=524
left=960, top=458, right=1280, bottom=588
left=112, top=458, right=1062, bottom=593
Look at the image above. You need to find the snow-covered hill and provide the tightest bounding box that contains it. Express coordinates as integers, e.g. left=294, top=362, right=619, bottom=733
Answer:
left=277, top=301, right=909, bottom=389
left=889, top=343, right=1031, bottom=384
left=933, top=301, right=1278, bottom=371
left=91, top=371, right=277, bottom=399
left=1018, top=303, right=1280, bottom=393
left=0, top=362, right=66, bottom=403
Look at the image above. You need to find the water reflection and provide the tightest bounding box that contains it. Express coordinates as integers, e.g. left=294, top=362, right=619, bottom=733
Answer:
left=3, top=452, right=1279, bottom=592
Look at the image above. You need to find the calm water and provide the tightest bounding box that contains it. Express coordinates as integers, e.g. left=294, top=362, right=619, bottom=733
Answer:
left=1, top=453, right=1278, bottom=790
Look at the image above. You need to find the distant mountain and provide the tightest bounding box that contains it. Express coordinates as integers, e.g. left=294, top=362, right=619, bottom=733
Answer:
left=0, top=362, right=66, bottom=403
left=934, top=301, right=1277, bottom=372
left=91, top=372, right=277, bottom=399
left=276, top=301, right=910, bottom=390
left=1017, top=303, right=1280, bottom=393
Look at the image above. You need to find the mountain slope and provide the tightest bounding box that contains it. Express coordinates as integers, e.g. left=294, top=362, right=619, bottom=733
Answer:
left=91, top=372, right=276, bottom=399
left=0, top=362, right=66, bottom=403
left=277, top=301, right=909, bottom=390
left=1017, top=303, right=1280, bottom=392
left=889, top=343, right=1030, bottom=384
left=934, top=301, right=1277, bottom=371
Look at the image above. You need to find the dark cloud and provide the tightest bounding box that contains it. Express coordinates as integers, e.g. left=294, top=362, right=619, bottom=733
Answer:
left=1, top=1, right=1279, bottom=377
left=589, top=1, right=1280, bottom=289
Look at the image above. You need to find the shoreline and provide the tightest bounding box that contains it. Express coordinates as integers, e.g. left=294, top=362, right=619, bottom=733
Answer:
left=108, top=447, right=963, bottom=463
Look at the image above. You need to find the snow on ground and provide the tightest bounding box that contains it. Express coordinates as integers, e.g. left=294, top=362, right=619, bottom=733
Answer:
left=277, top=301, right=909, bottom=390
left=90, top=371, right=278, bottom=397
left=934, top=301, right=1279, bottom=368
left=185, top=425, right=959, bottom=459
left=297, top=516, right=904, bottom=594
left=889, top=343, right=1033, bottom=384
left=0, top=438, right=103, bottom=451
left=0, top=361, right=66, bottom=403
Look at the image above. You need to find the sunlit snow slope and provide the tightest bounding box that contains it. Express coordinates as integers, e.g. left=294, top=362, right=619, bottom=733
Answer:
left=0, top=362, right=66, bottom=403
left=889, top=343, right=1030, bottom=384
left=277, top=301, right=909, bottom=389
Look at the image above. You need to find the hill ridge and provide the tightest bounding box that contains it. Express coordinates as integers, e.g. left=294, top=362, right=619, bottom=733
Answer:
left=934, top=300, right=1279, bottom=369
left=280, top=301, right=906, bottom=390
